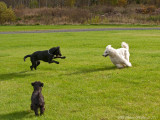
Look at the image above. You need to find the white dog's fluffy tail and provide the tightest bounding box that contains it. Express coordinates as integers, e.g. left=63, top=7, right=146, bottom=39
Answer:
left=121, top=42, right=129, bottom=50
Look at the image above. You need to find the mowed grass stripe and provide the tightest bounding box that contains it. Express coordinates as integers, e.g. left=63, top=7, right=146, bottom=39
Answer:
left=0, top=24, right=159, bottom=32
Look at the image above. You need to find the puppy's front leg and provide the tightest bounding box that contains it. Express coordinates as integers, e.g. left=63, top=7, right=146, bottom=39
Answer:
left=40, top=106, right=45, bottom=115
left=34, top=107, right=39, bottom=116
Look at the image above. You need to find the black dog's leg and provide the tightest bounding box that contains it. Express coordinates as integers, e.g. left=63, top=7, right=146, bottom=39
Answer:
left=33, top=63, right=37, bottom=70
left=30, top=57, right=34, bottom=70
left=49, top=60, right=59, bottom=64
left=48, top=57, right=59, bottom=64
left=30, top=64, right=33, bottom=71
left=34, top=107, right=39, bottom=116
left=31, top=104, right=34, bottom=110
left=34, top=61, right=40, bottom=70
left=30, top=57, right=37, bottom=70
left=36, top=61, right=40, bottom=66
left=40, top=106, right=45, bottom=115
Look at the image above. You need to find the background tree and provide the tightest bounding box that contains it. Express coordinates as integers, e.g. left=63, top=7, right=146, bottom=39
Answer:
left=0, top=2, right=16, bottom=24
left=118, top=0, right=127, bottom=7
left=65, top=0, right=76, bottom=7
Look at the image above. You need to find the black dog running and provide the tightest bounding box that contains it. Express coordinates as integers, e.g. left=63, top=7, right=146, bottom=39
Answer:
left=24, top=46, right=66, bottom=70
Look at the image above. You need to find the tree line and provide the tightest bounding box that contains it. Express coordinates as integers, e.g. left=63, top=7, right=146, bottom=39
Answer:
left=1, top=0, right=160, bottom=8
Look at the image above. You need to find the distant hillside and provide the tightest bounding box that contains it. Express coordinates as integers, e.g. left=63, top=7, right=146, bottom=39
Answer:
left=0, top=0, right=160, bottom=25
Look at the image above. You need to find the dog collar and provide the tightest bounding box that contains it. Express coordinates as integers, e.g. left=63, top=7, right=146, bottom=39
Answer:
left=48, top=50, right=53, bottom=55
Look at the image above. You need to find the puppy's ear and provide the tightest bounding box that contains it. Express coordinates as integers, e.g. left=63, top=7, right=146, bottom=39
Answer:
left=57, top=46, right=60, bottom=49
left=31, top=82, right=35, bottom=86
left=40, top=83, right=44, bottom=87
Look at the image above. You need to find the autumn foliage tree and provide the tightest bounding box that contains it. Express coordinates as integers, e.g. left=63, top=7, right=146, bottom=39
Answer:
left=65, top=0, right=76, bottom=7
left=0, top=2, right=16, bottom=24
left=117, top=0, right=127, bottom=7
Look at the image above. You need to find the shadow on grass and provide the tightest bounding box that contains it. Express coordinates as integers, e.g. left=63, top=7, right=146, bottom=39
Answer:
left=0, top=71, right=33, bottom=81
left=65, top=66, right=116, bottom=75
left=0, top=110, right=33, bottom=120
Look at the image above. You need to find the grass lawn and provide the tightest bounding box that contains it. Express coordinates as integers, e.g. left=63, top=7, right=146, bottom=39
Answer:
left=0, top=27, right=160, bottom=120
left=0, top=24, right=159, bottom=32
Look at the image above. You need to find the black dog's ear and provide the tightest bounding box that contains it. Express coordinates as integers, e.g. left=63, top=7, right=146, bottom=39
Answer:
left=31, top=82, right=35, bottom=86
left=49, top=46, right=60, bottom=54
left=40, top=83, right=44, bottom=87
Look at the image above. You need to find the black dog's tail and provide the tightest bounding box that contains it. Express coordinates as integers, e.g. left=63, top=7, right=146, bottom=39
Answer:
left=24, top=55, right=31, bottom=61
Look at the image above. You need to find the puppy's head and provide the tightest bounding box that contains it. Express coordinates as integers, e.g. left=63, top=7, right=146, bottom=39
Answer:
left=49, top=46, right=62, bottom=57
left=31, top=81, right=43, bottom=91
left=102, top=45, right=111, bottom=57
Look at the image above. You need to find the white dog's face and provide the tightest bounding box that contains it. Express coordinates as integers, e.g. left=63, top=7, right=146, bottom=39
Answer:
left=103, top=45, right=111, bottom=57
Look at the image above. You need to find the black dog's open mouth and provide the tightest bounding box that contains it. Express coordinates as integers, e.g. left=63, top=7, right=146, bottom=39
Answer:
left=61, top=56, right=66, bottom=59
left=55, top=55, right=66, bottom=59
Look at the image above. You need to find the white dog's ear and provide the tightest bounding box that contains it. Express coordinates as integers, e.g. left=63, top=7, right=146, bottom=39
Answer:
left=106, top=45, right=111, bottom=48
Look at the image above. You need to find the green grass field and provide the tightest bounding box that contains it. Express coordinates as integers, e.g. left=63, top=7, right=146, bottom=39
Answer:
left=0, top=26, right=160, bottom=120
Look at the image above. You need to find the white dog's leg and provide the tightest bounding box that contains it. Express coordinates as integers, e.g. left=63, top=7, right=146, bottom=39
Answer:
left=116, top=64, right=124, bottom=68
left=124, top=61, right=132, bottom=67
left=124, top=50, right=130, bottom=62
left=118, top=54, right=132, bottom=67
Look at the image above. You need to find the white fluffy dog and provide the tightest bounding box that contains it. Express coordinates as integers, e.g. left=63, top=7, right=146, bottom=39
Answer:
left=103, top=42, right=132, bottom=68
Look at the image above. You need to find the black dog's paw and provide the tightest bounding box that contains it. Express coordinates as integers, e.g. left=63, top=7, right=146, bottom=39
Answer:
left=35, top=114, right=39, bottom=116
left=56, top=62, right=59, bottom=64
left=61, top=56, right=66, bottom=59
left=30, top=66, right=33, bottom=71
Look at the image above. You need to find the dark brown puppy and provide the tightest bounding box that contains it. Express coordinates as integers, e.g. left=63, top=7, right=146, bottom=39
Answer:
left=31, top=81, right=45, bottom=116
left=24, top=46, right=66, bottom=70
